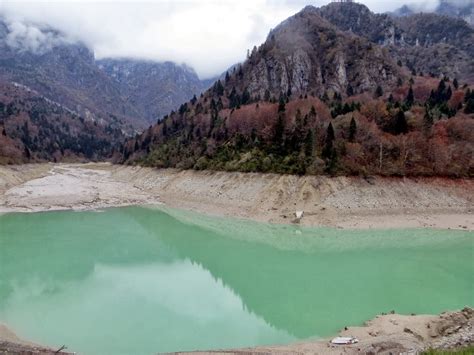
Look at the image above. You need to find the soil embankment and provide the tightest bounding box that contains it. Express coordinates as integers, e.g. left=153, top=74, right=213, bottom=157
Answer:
left=0, top=163, right=472, bottom=230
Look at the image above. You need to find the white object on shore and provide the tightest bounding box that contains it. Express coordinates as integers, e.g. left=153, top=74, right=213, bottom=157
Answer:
left=295, top=211, right=304, bottom=219
left=330, top=336, right=359, bottom=345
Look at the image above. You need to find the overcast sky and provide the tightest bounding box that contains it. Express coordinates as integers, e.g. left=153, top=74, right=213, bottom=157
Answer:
left=0, top=0, right=446, bottom=78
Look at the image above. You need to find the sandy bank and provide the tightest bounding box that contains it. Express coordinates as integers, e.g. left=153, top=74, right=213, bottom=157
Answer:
left=0, top=323, right=70, bottom=354
left=1, top=308, right=471, bottom=354
left=0, top=163, right=472, bottom=230
left=177, top=308, right=474, bottom=354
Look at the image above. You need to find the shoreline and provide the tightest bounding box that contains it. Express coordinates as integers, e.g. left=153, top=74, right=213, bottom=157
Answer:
left=1, top=308, right=472, bottom=354
left=0, top=163, right=473, bottom=230
left=1, top=163, right=473, bottom=353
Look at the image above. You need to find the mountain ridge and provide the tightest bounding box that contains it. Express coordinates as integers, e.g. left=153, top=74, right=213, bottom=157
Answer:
left=122, top=3, right=474, bottom=178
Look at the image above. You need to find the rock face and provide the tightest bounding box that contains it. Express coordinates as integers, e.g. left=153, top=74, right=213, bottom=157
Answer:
left=318, top=2, right=474, bottom=81
left=231, top=5, right=402, bottom=99
left=97, top=59, right=209, bottom=124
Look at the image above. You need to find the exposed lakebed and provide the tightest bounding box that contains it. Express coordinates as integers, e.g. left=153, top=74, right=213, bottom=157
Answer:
left=0, top=206, right=472, bottom=354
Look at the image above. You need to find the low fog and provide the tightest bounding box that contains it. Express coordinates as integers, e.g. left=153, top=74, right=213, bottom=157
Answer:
left=0, top=0, right=465, bottom=78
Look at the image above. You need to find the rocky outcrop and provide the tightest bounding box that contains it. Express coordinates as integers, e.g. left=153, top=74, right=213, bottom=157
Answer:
left=231, top=6, right=402, bottom=99
left=318, top=2, right=474, bottom=80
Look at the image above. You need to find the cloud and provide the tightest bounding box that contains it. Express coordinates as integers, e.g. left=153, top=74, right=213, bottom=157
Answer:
left=4, top=20, right=73, bottom=54
left=0, top=0, right=445, bottom=78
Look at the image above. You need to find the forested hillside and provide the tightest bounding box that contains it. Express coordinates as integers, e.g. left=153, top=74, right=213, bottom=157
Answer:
left=123, top=4, right=474, bottom=177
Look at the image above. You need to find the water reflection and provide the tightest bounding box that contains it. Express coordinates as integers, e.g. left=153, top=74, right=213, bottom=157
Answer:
left=2, top=261, right=293, bottom=354
left=0, top=207, right=472, bottom=354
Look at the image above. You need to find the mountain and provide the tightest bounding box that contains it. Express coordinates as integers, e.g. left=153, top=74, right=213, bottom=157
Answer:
left=122, top=4, right=474, bottom=178
left=317, top=2, right=474, bottom=81
left=0, top=17, right=212, bottom=132
left=0, top=18, right=146, bottom=132
left=0, top=80, right=123, bottom=164
left=392, top=0, right=474, bottom=26
left=0, top=16, right=214, bottom=163
left=97, top=59, right=209, bottom=124
left=219, top=6, right=402, bottom=100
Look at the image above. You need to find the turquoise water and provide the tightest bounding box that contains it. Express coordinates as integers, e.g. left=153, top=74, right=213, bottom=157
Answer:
left=0, top=206, right=472, bottom=354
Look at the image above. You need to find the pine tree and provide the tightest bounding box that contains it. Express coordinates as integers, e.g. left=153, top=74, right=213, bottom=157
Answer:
left=274, top=111, right=286, bottom=154
left=264, top=89, right=271, bottom=102
left=394, top=110, right=408, bottom=135
left=214, top=80, right=224, bottom=96
left=375, top=85, right=383, bottom=98
left=241, top=88, right=251, bottom=105
left=162, top=120, right=168, bottom=137
left=446, top=86, right=452, bottom=101
left=304, top=129, right=314, bottom=158
left=346, top=85, right=354, bottom=97
left=349, top=117, right=357, bottom=142
left=278, top=93, right=286, bottom=113
left=423, top=107, right=433, bottom=133
left=405, top=86, right=414, bottom=107
left=465, top=98, right=474, bottom=114
left=323, top=123, right=337, bottom=174
left=322, top=123, right=335, bottom=159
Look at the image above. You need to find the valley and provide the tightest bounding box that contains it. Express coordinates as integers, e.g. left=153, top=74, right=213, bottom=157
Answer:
left=0, top=1, right=473, bottom=354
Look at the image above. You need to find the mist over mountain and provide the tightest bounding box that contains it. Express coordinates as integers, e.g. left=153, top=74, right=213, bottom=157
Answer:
left=0, top=16, right=214, bottom=163
left=392, top=0, right=474, bottom=26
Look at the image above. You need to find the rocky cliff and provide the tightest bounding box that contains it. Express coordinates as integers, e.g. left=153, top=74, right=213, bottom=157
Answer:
left=318, top=2, right=474, bottom=81
left=230, top=5, right=402, bottom=100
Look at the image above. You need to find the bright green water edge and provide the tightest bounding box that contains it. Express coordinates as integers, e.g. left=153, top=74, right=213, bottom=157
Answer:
left=0, top=206, right=472, bottom=355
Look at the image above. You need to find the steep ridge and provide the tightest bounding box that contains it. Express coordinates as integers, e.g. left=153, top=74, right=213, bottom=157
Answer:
left=97, top=59, right=209, bottom=124
left=392, top=0, right=474, bottom=27
left=228, top=6, right=402, bottom=99
left=123, top=4, right=474, bottom=177
left=317, top=2, right=474, bottom=81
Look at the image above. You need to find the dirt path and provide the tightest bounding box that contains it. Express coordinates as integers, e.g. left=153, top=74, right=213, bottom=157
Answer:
left=1, top=163, right=472, bottom=230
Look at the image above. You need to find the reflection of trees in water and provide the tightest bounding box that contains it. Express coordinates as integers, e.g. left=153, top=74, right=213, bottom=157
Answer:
left=132, top=206, right=473, bottom=338
left=0, top=207, right=471, bottom=340
left=0, top=209, right=174, bottom=302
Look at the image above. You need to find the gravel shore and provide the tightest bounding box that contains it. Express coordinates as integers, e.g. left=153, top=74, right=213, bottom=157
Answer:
left=0, top=163, right=473, bottom=230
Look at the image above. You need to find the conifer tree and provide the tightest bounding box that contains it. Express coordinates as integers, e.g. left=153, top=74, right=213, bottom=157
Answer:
left=278, top=93, right=286, bottom=113
left=375, top=85, right=383, bottom=98
left=423, top=107, right=433, bottom=133
left=349, top=117, right=357, bottom=142
left=394, top=110, right=408, bottom=135
left=405, top=86, right=414, bottom=107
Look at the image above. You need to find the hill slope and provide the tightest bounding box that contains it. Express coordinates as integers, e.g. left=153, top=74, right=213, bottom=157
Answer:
left=0, top=80, right=123, bottom=164
left=317, top=2, right=474, bottom=81
left=97, top=59, right=208, bottom=124
left=123, top=4, right=474, bottom=177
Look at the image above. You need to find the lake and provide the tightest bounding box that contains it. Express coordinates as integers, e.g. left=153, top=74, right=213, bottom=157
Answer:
left=0, top=206, right=472, bottom=354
